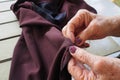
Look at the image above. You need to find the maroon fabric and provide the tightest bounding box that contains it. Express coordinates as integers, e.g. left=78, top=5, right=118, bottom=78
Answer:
left=9, top=0, right=96, bottom=80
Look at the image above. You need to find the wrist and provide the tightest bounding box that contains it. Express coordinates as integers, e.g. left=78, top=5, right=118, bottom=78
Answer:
left=109, top=16, right=120, bottom=37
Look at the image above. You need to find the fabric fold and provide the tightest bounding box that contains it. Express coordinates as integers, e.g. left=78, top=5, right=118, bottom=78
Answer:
left=9, top=0, right=97, bottom=80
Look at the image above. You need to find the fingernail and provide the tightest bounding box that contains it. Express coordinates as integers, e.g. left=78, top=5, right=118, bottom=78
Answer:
left=69, top=46, right=76, bottom=54
left=75, top=37, right=82, bottom=44
left=84, top=43, right=90, bottom=47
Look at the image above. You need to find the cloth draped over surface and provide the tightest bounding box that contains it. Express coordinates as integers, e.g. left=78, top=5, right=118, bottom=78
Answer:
left=9, top=0, right=96, bottom=80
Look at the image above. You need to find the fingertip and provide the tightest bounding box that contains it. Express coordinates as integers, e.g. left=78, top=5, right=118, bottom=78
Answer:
left=75, top=37, right=82, bottom=44
left=69, top=46, right=77, bottom=54
left=78, top=42, right=90, bottom=48
left=83, top=43, right=90, bottom=47
left=74, top=36, right=86, bottom=46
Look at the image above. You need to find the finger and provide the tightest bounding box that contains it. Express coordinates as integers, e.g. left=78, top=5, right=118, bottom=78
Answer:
left=64, top=10, right=89, bottom=43
left=75, top=36, right=90, bottom=47
left=62, top=25, right=75, bottom=42
left=68, top=58, right=86, bottom=80
left=75, top=21, right=95, bottom=45
left=66, top=23, right=75, bottom=43
left=79, top=42, right=90, bottom=48
left=88, top=71, right=96, bottom=80
left=62, top=9, right=94, bottom=43
left=74, top=11, right=97, bottom=43
left=65, top=12, right=84, bottom=43
left=69, top=46, right=98, bottom=68
left=67, top=10, right=84, bottom=28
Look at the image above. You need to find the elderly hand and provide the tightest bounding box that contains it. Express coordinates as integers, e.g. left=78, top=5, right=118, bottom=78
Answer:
left=68, top=46, right=120, bottom=80
left=62, top=9, right=120, bottom=46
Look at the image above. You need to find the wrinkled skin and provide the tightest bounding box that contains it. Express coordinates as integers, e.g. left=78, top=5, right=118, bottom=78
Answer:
left=62, top=9, right=120, bottom=80
left=68, top=46, right=120, bottom=80
left=62, top=9, right=120, bottom=46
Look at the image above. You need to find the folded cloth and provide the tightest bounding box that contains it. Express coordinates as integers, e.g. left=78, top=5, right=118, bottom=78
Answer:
left=9, top=0, right=96, bottom=80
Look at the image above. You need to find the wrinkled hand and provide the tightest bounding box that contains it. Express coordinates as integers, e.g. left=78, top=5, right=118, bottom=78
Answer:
left=68, top=46, right=120, bottom=80
left=62, top=9, right=114, bottom=46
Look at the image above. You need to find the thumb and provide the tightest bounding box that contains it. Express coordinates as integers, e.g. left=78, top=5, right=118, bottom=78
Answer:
left=76, top=21, right=95, bottom=44
left=69, top=46, right=98, bottom=68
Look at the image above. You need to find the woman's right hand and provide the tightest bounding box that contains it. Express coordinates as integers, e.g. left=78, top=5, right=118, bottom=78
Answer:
left=62, top=9, right=118, bottom=46
left=68, top=46, right=120, bottom=80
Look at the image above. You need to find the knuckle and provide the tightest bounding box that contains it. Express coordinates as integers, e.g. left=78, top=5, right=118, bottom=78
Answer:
left=89, top=21, right=98, bottom=31
left=94, top=58, right=105, bottom=70
left=77, top=9, right=88, bottom=14
left=62, top=26, right=67, bottom=34
left=62, top=27, right=65, bottom=33
left=91, top=19, right=98, bottom=26
left=77, top=9, right=89, bottom=17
